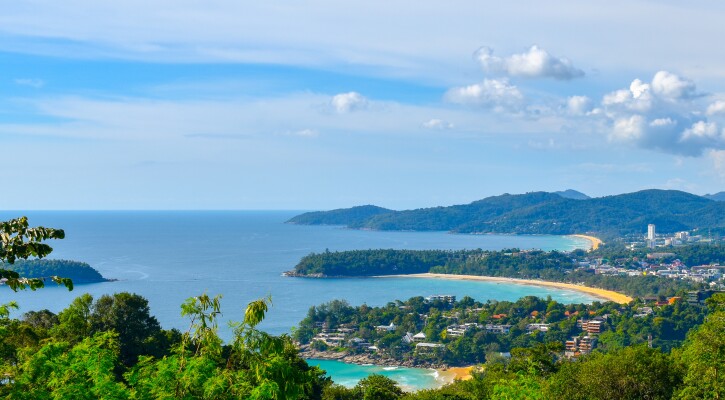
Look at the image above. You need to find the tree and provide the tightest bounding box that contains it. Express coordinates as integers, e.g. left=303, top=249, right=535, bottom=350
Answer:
left=0, top=217, right=70, bottom=291
left=352, top=375, right=403, bottom=400
left=676, top=293, right=725, bottom=399
left=125, top=294, right=328, bottom=399
left=545, top=345, right=681, bottom=400
left=89, top=292, right=164, bottom=367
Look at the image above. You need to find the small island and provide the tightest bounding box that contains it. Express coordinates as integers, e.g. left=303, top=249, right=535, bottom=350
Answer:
left=2, top=259, right=112, bottom=285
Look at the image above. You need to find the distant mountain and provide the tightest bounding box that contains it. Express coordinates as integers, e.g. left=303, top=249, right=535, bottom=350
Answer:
left=553, top=189, right=590, bottom=200
left=288, top=190, right=725, bottom=236
left=704, top=192, right=725, bottom=201
left=287, top=205, right=392, bottom=225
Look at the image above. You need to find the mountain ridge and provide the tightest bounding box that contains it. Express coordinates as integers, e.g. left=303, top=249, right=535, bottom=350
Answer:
left=287, top=189, right=725, bottom=237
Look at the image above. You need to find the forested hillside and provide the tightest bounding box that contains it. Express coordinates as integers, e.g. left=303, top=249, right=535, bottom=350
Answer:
left=288, top=190, right=725, bottom=236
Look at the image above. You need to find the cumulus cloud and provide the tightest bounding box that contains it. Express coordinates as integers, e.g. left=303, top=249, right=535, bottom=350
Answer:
left=422, top=118, right=454, bottom=130
left=566, top=95, right=592, bottom=115
left=444, top=79, right=523, bottom=111
left=706, top=100, right=725, bottom=116
left=475, top=45, right=584, bottom=80
left=651, top=71, right=698, bottom=100
left=602, top=78, right=653, bottom=113
left=597, top=70, right=725, bottom=156
left=610, top=115, right=645, bottom=142
left=330, top=92, right=368, bottom=113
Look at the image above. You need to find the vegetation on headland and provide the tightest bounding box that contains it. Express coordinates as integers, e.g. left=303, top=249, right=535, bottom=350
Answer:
left=2, top=259, right=110, bottom=284
left=311, top=295, right=725, bottom=399
left=295, top=294, right=707, bottom=365
left=289, top=247, right=702, bottom=298
left=288, top=189, right=725, bottom=237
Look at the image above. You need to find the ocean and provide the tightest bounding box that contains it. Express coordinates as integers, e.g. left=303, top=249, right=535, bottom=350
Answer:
left=0, top=210, right=594, bottom=389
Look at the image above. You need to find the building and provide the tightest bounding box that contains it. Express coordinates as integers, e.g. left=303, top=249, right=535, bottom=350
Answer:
left=687, top=290, right=724, bottom=305
left=526, top=323, right=550, bottom=333
left=426, top=295, right=456, bottom=304
left=485, top=324, right=511, bottom=334
left=577, top=318, right=604, bottom=334
left=648, top=224, right=656, bottom=241
left=565, top=336, right=598, bottom=358
left=412, top=332, right=427, bottom=342
left=376, top=322, right=397, bottom=332
left=415, top=343, right=445, bottom=353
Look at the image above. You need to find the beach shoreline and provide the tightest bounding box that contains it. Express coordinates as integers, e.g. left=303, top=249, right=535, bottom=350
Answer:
left=436, top=366, right=474, bottom=382
left=569, top=234, right=603, bottom=250
left=379, top=273, right=633, bottom=304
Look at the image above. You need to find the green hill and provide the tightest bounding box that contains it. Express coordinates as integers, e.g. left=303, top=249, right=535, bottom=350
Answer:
left=288, top=190, right=725, bottom=236
left=2, top=259, right=110, bottom=284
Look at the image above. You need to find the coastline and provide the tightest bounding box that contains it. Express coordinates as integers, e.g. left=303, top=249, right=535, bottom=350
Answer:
left=380, top=273, right=633, bottom=304
left=437, top=366, right=474, bottom=382
left=570, top=234, right=603, bottom=250
left=304, top=350, right=475, bottom=389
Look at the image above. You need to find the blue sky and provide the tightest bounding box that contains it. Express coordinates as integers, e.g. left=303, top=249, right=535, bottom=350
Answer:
left=2, top=1, right=725, bottom=210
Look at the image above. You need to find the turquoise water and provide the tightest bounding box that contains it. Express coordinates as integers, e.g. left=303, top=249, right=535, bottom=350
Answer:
left=0, top=211, right=594, bottom=390
left=308, top=359, right=444, bottom=392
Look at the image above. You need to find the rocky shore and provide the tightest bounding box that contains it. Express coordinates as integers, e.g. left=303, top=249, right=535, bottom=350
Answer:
left=299, top=345, right=450, bottom=370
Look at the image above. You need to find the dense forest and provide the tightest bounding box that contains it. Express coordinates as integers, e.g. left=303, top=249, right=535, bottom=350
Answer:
left=288, top=189, right=725, bottom=236
left=2, top=259, right=109, bottom=284
left=290, top=248, right=700, bottom=298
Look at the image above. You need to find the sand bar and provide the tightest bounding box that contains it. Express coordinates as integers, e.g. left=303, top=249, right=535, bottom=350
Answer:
left=382, top=273, right=633, bottom=304
left=570, top=234, right=603, bottom=250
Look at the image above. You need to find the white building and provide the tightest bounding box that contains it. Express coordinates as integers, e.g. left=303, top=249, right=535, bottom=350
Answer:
left=647, top=224, right=656, bottom=248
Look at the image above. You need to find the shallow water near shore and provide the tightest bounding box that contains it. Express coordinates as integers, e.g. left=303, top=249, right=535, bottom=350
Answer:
left=308, top=359, right=446, bottom=391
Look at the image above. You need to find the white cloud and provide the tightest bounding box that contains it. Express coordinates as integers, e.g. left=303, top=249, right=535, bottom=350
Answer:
left=706, top=100, right=725, bottom=116
left=681, top=121, right=720, bottom=141
left=330, top=92, right=368, bottom=113
left=649, top=118, right=675, bottom=127
left=594, top=71, right=725, bottom=156
left=678, top=121, right=725, bottom=155
left=651, top=71, right=697, bottom=100
left=422, top=119, right=454, bottom=130
left=630, top=79, right=650, bottom=99
left=709, top=149, right=725, bottom=180
left=566, top=95, right=591, bottom=115
left=610, top=115, right=645, bottom=142
left=475, top=45, right=584, bottom=80
left=602, top=79, right=652, bottom=112
left=444, top=79, right=523, bottom=111
left=287, top=128, right=319, bottom=137
left=14, top=78, right=45, bottom=88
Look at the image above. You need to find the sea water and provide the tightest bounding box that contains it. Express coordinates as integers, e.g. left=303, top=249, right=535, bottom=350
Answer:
left=308, top=359, right=445, bottom=391
left=0, top=211, right=594, bottom=390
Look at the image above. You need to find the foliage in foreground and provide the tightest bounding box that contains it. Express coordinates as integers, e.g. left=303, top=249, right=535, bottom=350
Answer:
left=0, top=293, right=328, bottom=399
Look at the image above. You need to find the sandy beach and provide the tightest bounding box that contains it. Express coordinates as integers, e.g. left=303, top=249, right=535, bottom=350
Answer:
left=383, top=273, right=633, bottom=304
left=570, top=234, right=603, bottom=250
left=437, top=366, right=475, bottom=383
